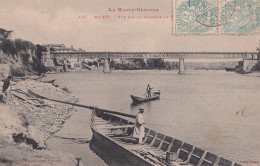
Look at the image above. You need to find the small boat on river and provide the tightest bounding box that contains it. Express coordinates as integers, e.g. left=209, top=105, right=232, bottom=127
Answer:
left=27, top=89, right=241, bottom=166
left=90, top=108, right=242, bottom=166
left=131, top=91, right=160, bottom=104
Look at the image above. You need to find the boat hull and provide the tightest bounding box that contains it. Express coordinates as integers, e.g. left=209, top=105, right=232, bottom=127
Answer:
left=91, top=126, right=154, bottom=166
left=130, top=95, right=160, bottom=104
left=90, top=108, right=242, bottom=166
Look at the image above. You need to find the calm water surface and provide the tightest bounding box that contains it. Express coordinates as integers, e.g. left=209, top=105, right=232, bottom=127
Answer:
left=46, top=70, right=260, bottom=165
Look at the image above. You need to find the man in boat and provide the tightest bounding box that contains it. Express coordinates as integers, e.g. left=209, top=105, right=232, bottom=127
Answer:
left=133, top=108, right=145, bottom=144
left=146, top=84, right=153, bottom=98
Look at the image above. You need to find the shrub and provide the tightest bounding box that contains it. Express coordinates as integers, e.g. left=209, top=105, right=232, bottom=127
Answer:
left=1, top=39, right=16, bottom=55
left=147, top=59, right=166, bottom=69
left=133, top=59, right=146, bottom=68
left=110, top=60, right=115, bottom=68
left=31, top=56, right=46, bottom=75
left=10, top=66, right=26, bottom=77
left=36, top=44, right=47, bottom=60
left=20, top=53, right=30, bottom=64
left=14, top=39, right=24, bottom=51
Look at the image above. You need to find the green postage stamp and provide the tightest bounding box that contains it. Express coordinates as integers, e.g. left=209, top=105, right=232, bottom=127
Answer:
left=173, top=0, right=260, bottom=35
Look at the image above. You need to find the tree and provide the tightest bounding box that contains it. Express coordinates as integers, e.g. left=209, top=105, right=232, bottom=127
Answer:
left=36, top=44, right=47, bottom=60
left=23, top=40, right=36, bottom=52
left=14, top=39, right=24, bottom=51
left=154, top=59, right=166, bottom=69
left=31, top=56, right=46, bottom=75
left=1, top=39, right=16, bottom=55
left=147, top=59, right=155, bottom=69
left=147, top=58, right=166, bottom=69
left=110, top=60, right=115, bottom=68
left=133, top=59, right=146, bottom=68
left=21, top=53, right=30, bottom=63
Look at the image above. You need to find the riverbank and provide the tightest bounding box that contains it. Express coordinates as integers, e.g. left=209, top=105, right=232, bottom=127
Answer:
left=0, top=77, right=83, bottom=166
left=226, top=60, right=260, bottom=74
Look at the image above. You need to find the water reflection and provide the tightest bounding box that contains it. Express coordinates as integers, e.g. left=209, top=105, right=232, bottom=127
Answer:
left=130, top=100, right=156, bottom=111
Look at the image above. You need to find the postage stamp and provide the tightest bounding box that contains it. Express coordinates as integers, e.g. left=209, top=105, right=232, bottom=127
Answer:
left=172, top=0, right=260, bottom=35
left=220, top=0, right=260, bottom=34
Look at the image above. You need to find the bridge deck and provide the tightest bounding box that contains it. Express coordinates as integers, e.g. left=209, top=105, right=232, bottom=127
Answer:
left=51, top=52, right=258, bottom=59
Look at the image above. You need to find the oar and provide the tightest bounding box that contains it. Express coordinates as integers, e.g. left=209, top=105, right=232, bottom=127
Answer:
left=143, top=92, right=148, bottom=96
left=27, top=89, right=136, bottom=119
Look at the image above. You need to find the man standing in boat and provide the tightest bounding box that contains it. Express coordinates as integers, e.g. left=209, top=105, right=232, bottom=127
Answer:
left=146, top=84, right=153, bottom=98
left=133, top=108, right=145, bottom=144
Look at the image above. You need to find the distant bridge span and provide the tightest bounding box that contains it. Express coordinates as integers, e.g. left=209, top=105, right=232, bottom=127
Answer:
left=44, top=51, right=259, bottom=74
left=51, top=51, right=258, bottom=59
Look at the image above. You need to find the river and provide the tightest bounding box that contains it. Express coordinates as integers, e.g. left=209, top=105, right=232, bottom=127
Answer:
left=46, top=70, right=260, bottom=166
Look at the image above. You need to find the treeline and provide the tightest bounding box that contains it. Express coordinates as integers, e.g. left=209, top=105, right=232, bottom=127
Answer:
left=110, top=59, right=179, bottom=70
left=0, top=39, right=35, bottom=55
left=0, top=39, right=46, bottom=76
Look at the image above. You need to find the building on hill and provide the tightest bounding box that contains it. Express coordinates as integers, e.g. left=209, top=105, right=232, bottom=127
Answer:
left=54, top=47, right=77, bottom=52
left=42, top=44, right=65, bottom=48
left=41, top=44, right=83, bottom=52
left=0, top=28, right=13, bottom=41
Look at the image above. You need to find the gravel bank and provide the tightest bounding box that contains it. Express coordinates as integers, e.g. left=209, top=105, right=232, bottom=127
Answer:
left=0, top=78, right=83, bottom=166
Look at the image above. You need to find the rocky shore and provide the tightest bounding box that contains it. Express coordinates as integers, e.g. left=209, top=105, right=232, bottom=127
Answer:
left=0, top=77, right=83, bottom=166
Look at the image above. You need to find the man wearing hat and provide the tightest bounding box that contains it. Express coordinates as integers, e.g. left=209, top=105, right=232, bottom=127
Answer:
left=133, top=108, right=145, bottom=144
left=146, top=84, right=153, bottom=98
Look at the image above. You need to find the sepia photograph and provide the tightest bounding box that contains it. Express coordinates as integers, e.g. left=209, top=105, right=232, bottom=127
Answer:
left=0, top=0, right=259, bottom=166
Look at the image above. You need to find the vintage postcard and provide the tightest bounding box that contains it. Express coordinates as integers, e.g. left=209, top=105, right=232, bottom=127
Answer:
left=0, top=0, right=259, bottom=166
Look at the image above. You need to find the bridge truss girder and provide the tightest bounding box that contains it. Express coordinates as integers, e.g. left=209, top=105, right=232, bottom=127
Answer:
left=51, top=52, right=258, bottom=59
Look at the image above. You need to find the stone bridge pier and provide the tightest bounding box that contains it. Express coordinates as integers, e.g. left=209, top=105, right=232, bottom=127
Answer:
left=242, top=53, right=260, bottom=72
left=103, top=57, right=111, bottom=73
left=43, top=46, right=55, bottom=67
left=178, top=58, right=185, bottom=74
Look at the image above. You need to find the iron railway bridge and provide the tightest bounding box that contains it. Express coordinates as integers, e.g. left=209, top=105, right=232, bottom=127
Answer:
left=46, top=51, right=259, bottom=74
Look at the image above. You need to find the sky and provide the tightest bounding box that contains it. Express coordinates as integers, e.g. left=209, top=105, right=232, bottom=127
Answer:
left=0, top=0, right=259, bottom=52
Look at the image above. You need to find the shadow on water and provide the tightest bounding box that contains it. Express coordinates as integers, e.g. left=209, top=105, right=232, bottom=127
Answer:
left=89, top=138, right=134, bottom=166
left=130, top=102, right=142, bottom=107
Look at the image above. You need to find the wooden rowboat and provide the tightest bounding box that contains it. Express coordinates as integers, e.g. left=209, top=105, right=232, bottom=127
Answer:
left=27, top=90, right=241, bottom=166
left=40, top=79, right=56, bottom=83
left=131, top=91, right=160, bottom=104
left=91, top=108, right=242, bottom=166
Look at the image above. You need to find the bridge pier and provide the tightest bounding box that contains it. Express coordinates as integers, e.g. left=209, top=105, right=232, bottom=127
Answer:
left=243, top=59, right=259, bottom=72
left=43, top=46, right=55, bottom=67
left=178, top=58, right=185, bottom=74
left=103, top=58, right=111, bottom=73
